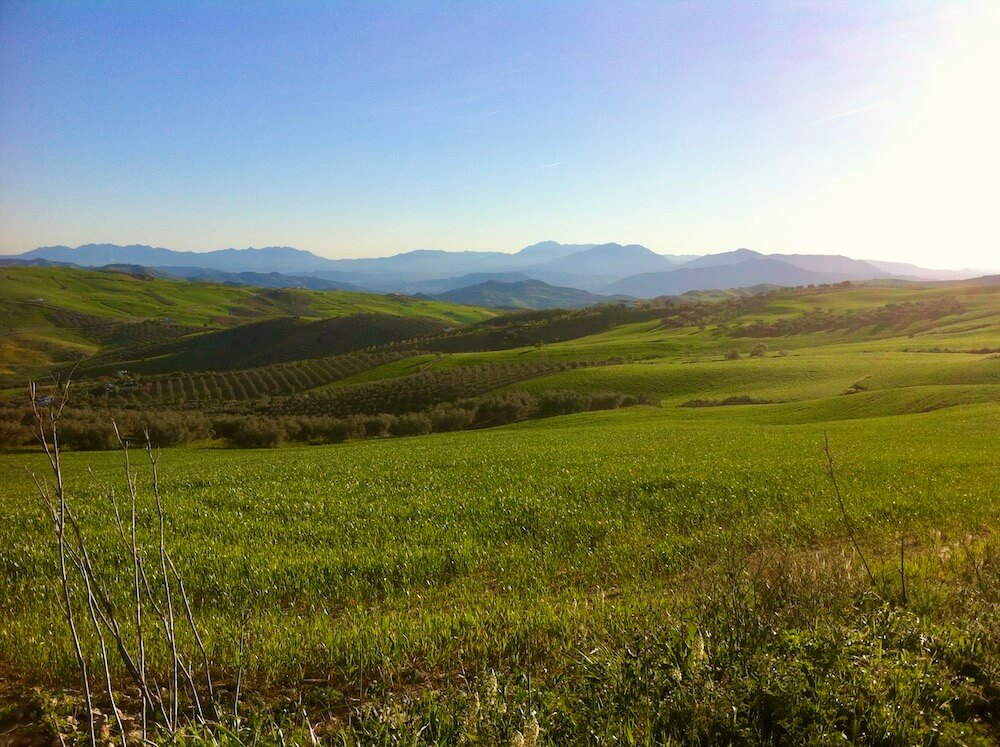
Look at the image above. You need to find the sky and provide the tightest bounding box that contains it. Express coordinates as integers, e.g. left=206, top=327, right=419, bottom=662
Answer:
left=1, top=1, right=998, bottom=269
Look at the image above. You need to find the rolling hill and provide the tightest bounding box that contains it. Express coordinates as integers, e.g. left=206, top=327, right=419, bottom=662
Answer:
left=0, top=266, right=493, bottom=381
left=432, top=279, right=620, bottom=309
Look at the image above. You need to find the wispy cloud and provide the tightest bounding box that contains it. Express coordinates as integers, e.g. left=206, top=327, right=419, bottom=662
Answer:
left=541, top=161, right=562, bottom=169
left=810, top=100, right=892, bottom=125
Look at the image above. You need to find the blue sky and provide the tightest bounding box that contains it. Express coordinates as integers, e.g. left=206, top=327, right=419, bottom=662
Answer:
left=1, top=1, right=997, bottom=268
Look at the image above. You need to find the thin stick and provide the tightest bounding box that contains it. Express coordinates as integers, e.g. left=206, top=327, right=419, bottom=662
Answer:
left=234, top=608, right=250, bottom=723
left=60, top=497, right=161, bottom=723
left=823, top=432, right=875, bottom=585
left=114, top=423, right=149, bottom=739
left=65, top=542, right=129, bottom=747
left=147, top=442, right=179, bottom=728
left=166, top=552, right=218, bottom=720
left=900, top=533, right=908, bottom=605
left=30, top=380, right=96, bottom=747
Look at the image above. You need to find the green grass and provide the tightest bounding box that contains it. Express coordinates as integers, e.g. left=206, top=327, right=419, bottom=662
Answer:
left=2, top=402, right=998, bottom=742
left=503, top=348, right=1000, bottom=410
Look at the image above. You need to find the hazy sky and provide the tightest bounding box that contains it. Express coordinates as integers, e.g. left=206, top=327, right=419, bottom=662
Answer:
left=1, top=1, right=998, bottom=268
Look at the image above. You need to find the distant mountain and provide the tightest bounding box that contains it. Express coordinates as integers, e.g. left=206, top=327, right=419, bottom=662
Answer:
left=345, top=249, right=518, bottom=275
left=680, top=248, right=765, bottom=269
left=18, top=243, right=340, bottom=273
left=6, top=241, right=971, bottom=300
left=434, top=279, right=619, bottom=309
left=952, top=274, right=1000, bottom=286
left=513, top=240, right=696, bottom=267
left=97, top=264, right=170, bottom=279
left=864, top=260, right=983, bottom=281
left=0, top=255, right=362, bottom=291
left=517, top=269, right=615, bottom=293
left=605, top=257, right=849, bottom=297
left=0, top=257, right=83, bottom=269
left=534, top=243, right=677, bottom=279
left=513, top=241, right=597, bottom=262
left=776, top=254, right=892, bottom=280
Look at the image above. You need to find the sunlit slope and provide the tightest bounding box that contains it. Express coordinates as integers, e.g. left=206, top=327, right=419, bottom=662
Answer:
left=382, top=281, right=1000, bottom=373
left=506, top=350, right=999, bottom=400
left=1, top=266, right=494, bottom=324
left=3, top=270, right=997, bottom=410
left=270, top=281, right=1000, bottom=413
left=0, top=266, right=493, bottom=380
left=487, top=281, right=1000, bottom=421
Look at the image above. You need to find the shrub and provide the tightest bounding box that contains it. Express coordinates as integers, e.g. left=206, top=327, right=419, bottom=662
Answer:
left=143, top=412, right=212, bottom=446
left=429, top=406, right=476, bottom=433
left=473, top=392, right=537, bottom=426
left=318, top=418, right=351, bottom=443
left=0, top=419, right=32, bottom=447
left=750, top=343, right=769, bottom=358
left=58, top=418, right=119, bottom=451
left=210, top=415, right=245, bottom=440
left=388, top=413, right=433, bottom=437
left=587, top=392, right=627, bottom=411
left=360, top=414, right=393, bottom=438
left=228, top=418, right=286, bottom=448
left=538, top=391, right=589, bottom=417
left=725, top=349, right=741, bottom=360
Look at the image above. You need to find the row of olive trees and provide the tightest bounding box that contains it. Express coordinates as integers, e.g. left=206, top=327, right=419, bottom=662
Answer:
left=214, top=389, right=658, bottom=448
left=1, top=390, right=659, bottom=450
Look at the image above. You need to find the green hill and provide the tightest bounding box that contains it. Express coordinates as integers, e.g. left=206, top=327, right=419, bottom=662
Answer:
left=433, top=278, right=619, bottom=309
left=0, top=266, right=493, bottom=381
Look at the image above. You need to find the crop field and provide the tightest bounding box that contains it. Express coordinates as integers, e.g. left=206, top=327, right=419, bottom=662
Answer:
left=0, top=268, right=999, bottom=744
left=2, top=404, right=999, bottom=743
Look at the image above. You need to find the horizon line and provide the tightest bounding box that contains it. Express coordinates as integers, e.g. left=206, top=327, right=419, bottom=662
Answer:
left=0, top=242, right=993, bottom=274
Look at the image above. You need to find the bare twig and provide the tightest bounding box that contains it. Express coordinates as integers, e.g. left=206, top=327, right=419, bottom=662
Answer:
left=60, top=496, right=161, bottom=722
left=114, top=422, right=150, bottom=738
left=166, top=552, right=218, bottom=721
left=30, top=377, right=97, bottom=747
left=147, top=440, right=180, bottom=728
left=64, top=539, right=129, bottom=747
left=900, top=533, right=908, bottom=605
left=234, top=607, right=251, bottom=722
left=29, top=374, right=220, bottom=742
left=823, top=432, right=875, bottom=586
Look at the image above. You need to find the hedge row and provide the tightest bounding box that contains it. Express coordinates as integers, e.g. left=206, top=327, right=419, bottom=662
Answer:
left=0, top=390, right=659, bottom=451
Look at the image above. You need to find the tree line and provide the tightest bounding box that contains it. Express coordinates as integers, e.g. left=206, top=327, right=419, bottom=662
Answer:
left=0, top=389, right=659, bottom=450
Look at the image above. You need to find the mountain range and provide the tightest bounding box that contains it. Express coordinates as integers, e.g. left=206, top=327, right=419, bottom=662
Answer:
left=2, top=242, right=987, bottom=309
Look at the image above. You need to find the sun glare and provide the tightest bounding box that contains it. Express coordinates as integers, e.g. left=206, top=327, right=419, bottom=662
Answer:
left=764, top=2, right=1000, bottom=267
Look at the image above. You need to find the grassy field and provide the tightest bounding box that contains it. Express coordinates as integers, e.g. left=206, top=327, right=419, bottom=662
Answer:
left=2, top=403, right=998, bottom=743
left=0, top=269, right=998, bottom=744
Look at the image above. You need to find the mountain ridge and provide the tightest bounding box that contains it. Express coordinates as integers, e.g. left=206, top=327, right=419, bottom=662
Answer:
left=4, top=242, right=983, bottom=300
